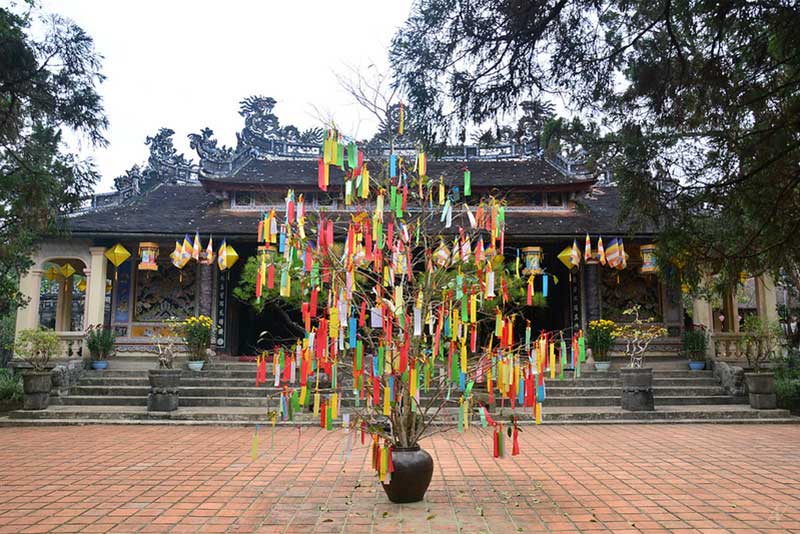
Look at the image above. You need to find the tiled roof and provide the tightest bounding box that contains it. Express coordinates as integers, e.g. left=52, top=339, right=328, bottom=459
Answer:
left=69, top=183, right=654, bottom=240
left=199, top=157, right=595, bottom=190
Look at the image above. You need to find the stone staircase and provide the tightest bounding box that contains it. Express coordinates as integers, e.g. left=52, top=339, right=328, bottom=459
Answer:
left=2, top=360, right=797, bottom=426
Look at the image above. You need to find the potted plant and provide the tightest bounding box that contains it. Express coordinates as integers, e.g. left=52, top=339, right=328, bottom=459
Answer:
left=587, top=319, right=616, bottom=371
left=682, top=325, right=708, bottom=370
left=739, top=315, right=782, bottom=409
left=85, top=325, right=116, bottom=370
left=0, top=369, right=23, bottom=412
left=13, top=328, right=60, bottom=410
left=172, top=315, right=213, bottom=371
left=148, top=337, right=181, bottom=411
left=614, top=306, right=667, bottom=411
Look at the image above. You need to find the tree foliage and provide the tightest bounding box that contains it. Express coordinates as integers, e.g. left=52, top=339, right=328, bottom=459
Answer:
left=0, top=2, right=107, bottom=314
left=390, top=0, right=800, bottom=289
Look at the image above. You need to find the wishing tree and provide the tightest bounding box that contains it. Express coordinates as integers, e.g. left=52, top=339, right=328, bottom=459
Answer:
left=244, top=126, right=587, bottom=500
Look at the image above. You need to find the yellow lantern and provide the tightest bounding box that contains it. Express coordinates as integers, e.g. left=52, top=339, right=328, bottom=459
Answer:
left=224, top=244, right=239, bottom=269
left=44, top=265, right=61, bottom=281
left=77, top=278, right=87, bottom=292
left=557, top=247, right=577, bottom=270
left=739, top=271, right=748, bottom=284
left=521, top=246, right=543, bottom=275
left=138, top=242, right=159, bottom=271
left=60, top=263, right=76, bottom=278
left=105, top=280, right=113, bottom=293
left=104, top=243, right=130, bottom=281
left=640, top=244, right=658, bottom=274
left=433, top=241, right=451, bottom=268
left=104, top=243, right=131, bottom=267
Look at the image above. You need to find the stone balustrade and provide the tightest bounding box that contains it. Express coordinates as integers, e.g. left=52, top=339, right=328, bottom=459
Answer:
left=56, top=331, right=86, bottom=360
left=712, top=332, right=750, bottom=362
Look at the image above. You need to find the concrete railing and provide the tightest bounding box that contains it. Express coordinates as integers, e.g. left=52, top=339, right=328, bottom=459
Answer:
left=711, top=332, right=748, bottom=362
left=56, top=331, right=86, bottom=360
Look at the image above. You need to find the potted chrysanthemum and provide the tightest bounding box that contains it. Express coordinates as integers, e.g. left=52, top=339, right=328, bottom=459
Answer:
left=173, top=315, right=213, bottom=371
left=587, top=319, right=616, bottom=371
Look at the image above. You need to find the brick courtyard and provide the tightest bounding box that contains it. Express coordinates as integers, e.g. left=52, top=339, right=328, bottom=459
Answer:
left=0, top=425, right=798, bottom=533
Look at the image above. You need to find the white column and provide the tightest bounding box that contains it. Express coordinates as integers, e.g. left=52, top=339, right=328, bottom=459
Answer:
left=85, top=247, right=108, bottom=327
left=15, top=268, right=44, bottom=336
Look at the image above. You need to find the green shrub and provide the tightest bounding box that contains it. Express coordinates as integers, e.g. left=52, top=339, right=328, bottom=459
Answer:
left=0, top=369, right=22, bottom=402
left=13, top=328, right=60, bottom=371
left=774, top=350, right=800, bottom=413
left=682, top=327, right=708, bottom=359
left=86, top=325, right=116, bottom=361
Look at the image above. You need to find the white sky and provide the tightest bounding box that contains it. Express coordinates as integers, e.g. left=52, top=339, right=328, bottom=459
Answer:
left=41, top=0, right=415, bottom=193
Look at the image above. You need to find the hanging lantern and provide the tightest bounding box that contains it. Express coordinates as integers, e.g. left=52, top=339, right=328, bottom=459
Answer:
left=60, top=263, right=76, bottom=279
left=44, top=265, right=61, bottom=281
left=138, top=242, right=159, bottom=271
left=433, top=241, right=451, bottom=268
left=104, top=243, right=131, bottom=281
left=77, top=278, right=87, bottom=292
left=105, top=279, right=113, bottom=293
left=557, top=247, right=578, bottom=270
left=224, top=244, right=239, bottom=270
left=739, top=271, right=748, bottom=284
left=521, top=246, right=543, bottom=275
left=640, top=244, right=658, bottom=274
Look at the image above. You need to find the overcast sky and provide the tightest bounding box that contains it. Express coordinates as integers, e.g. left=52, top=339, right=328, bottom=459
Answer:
left=41, top=0, right=414, bottom=193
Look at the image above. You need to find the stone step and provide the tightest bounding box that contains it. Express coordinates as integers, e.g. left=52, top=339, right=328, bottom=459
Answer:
left=541, top=396, right=747, bottom=407
left=544, top=386, right=727, bottom=397
left=5, top=404, right=794, bottom=425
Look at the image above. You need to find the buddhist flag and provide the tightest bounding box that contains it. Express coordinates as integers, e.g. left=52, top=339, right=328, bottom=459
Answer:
left=204, top=236, right=214, bottom=264
left=619, top=239, right=627, bottom=269
left=218, top=239, right=228, bottom=271
left=181, top=234, right=192, bottom=263
left=597, top=236, right=606, bottom=265
left=570, top=239, right=581, bottom=267
left=192, top=232, right=201, bottom=261
left=606, top=238, right=620, bottom=267
left=584, top=233, right=592, bottom=262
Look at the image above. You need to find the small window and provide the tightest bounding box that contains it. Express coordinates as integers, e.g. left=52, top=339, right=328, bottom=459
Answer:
left=531, top=192, right=543, bottom=206
left=253, top=192, right=268, bottom=206
left=234, top=191, right=253, bottom=207
left=547, top=192, right=564, bottom=207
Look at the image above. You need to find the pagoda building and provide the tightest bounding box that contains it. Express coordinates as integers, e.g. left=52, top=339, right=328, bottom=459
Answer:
left=15, top=97, right=691, bottom=359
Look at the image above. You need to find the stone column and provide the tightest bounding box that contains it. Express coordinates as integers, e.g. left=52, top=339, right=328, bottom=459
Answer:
left=15, top=268, right=43, bottom=335
left=55, top=276, right=73, bottom=331
left=755, top=274, right=778, bottom=324
left=198, top=263, right=214, bottom=317
left=662, top=281, right=683, bottom=337
left=692, top=296, right=713, bottom=331
left=85, top=247, right=108, bottom=327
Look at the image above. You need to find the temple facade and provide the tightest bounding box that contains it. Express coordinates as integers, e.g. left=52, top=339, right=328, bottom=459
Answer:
left=13, top=98, right=778, bottom=363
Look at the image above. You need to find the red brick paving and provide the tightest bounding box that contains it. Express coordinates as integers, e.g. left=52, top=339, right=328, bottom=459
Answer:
left=0, top=425, right=798, bottom=533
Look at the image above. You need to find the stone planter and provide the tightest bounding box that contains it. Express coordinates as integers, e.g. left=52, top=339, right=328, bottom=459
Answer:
left=22, top=372, right=52, bottom=410
left=147, top=369, right=181, bottom=412
left=381, top=445, right=434, bottom=503
left=745, top=372, right=776, bottom=409
left=620, top=367, right=654, bottom=411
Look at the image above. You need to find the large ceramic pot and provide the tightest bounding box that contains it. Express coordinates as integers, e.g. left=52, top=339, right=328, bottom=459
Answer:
left=745, top=372, right=776, bottom=409
left=381, top=446, right=434, bottom=503
left=92, top=360, right=109, bottom=371
left=147, top=369, right=181, bottom=411
left=594, top=361, right=611, bottom=372
left=688, top=361, right=706, bottom=371
left=187, top=360, right=205, bottom=372
left=620, top=367, right=654, bottom=411
left=22, top=372, right=52, bottom=410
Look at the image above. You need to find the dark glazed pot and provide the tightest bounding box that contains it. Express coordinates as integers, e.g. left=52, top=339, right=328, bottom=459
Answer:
left=620, top=367, right=654, bottom=411
left=381, top=445, right=434, bottom=503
